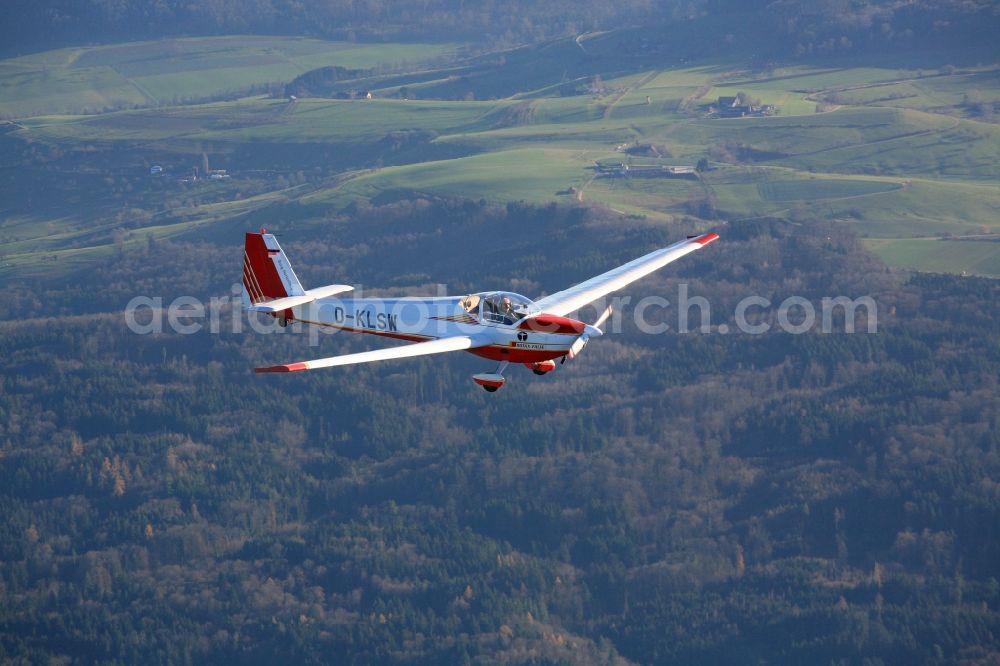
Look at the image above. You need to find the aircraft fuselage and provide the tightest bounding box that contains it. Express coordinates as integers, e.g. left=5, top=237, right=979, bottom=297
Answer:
left=288, top=296, right=581, bottom=364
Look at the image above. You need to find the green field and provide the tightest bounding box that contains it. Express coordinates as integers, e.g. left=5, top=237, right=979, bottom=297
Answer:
left=304, top=148, right=594, bottom=206
left=1, top=33, right=999, bottom=277
left=0, top=37, right=456, bottom=117
left=866, top=237, right=1000, bottom=277
left=17, top=97, right=511, bottom=145
left=757, top=178, right=901, bottom=201
left=824, top=69, right=1000, bottom=111
left=710, top=171, right=1000, bottom=237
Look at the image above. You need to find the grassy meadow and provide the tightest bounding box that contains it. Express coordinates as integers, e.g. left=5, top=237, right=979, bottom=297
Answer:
left=0, top=37, right=456, bottom=117
left=1, top=32, right=999, bottom=277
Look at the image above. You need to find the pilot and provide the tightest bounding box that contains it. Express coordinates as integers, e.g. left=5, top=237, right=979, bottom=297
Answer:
left=499, top=296, right=516, bottom=321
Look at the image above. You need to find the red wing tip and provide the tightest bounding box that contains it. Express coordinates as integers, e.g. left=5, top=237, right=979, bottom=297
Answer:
left=692, top=232, right=720, bottom=246
left=256, top=362, right=308, bottom=373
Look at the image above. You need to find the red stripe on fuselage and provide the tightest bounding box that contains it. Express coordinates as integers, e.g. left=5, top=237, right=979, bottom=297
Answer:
left=296, top=319, right=431, bottom=343
left=470, top=346, right=568, bottom=363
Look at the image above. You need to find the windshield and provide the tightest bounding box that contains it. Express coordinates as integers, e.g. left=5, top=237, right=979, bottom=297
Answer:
left=478, top=292, right=538, bottom=326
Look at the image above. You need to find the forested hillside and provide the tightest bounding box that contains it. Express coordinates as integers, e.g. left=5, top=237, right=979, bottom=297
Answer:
left=2, top=201, right=998, bottom=663
left=2, top=0, right=999, bottom=660
left=4, top=0, right=998, bottom=59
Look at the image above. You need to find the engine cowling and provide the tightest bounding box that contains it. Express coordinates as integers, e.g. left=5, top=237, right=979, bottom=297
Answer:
left=518, top=314, right=586, bottom=335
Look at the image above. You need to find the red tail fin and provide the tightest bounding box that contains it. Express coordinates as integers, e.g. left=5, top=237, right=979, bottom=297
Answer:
left=243, top=230, right=298, bottom=303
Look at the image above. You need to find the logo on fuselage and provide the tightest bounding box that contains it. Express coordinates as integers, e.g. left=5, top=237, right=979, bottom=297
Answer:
left=512, top=329, right=544, bottom=349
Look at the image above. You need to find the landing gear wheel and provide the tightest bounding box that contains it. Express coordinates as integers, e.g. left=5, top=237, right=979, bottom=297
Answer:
left=278, top=316, right=288, bottom=327
left=473, top=367, right=507, bottom=392
left=533, top=369, right=548, bottom=376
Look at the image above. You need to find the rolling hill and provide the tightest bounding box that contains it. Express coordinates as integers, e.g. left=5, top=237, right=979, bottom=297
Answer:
left=2, top=32, right=998, bottom=277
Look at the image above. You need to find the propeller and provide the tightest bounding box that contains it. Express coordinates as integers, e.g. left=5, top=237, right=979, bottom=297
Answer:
left=568, top=304, right=613, bottom=360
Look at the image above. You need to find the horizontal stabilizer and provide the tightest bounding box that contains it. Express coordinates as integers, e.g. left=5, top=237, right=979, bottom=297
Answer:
left=249, top=284, right=354, bottom=313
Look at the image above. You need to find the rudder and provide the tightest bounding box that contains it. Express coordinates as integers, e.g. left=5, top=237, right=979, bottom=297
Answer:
left=242, top=230, right=305, bottom=305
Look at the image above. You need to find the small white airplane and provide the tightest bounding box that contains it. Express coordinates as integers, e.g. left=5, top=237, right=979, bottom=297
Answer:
left=244, top=229, right=718, bottom=391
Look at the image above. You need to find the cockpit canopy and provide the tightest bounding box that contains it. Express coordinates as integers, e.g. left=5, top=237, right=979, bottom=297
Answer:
left=460, top=291, right=539, bottom=326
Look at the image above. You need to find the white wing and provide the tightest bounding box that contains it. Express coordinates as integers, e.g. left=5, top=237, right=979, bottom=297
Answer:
left=532, top=233, right=719, bottom=317
left=255, top=334, right=490, bottom=373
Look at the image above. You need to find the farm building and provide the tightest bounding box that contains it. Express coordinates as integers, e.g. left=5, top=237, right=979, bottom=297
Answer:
left=594, top=163, right=698, bottom=179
